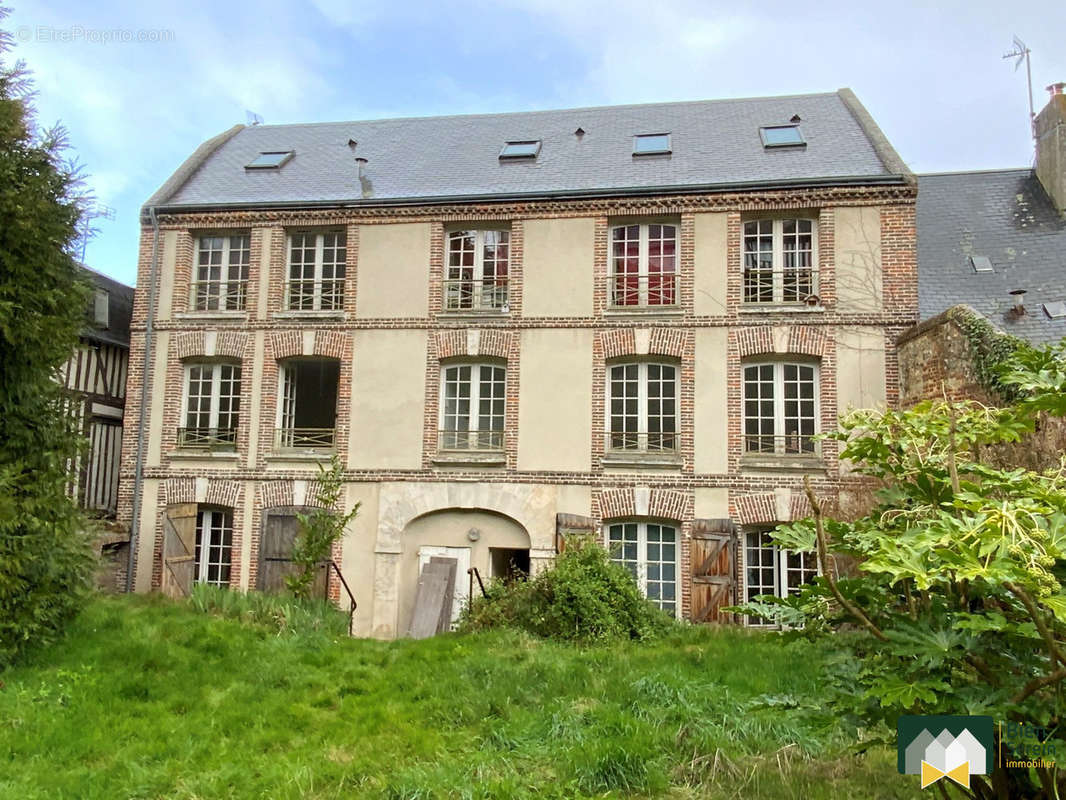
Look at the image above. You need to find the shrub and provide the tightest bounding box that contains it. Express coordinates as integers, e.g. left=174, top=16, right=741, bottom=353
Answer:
left=188, top=583, right=350, bottom=639
left=458, top=539, right=676, bottom=643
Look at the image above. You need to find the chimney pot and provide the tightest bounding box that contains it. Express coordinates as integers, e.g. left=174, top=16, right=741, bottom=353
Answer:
left=1048, top=82, right=1066, bottom=97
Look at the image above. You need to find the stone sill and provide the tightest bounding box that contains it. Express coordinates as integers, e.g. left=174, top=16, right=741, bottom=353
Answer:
left=174, top=311, right=248, bottom=323
left=602, top=453, right=683, bottom=469
left=169, top=450, right=239, bottom=461
left=265, top=451, right=336, bottom=463
left=740, top=456, right=826, bottom=472
left=271, top=311, right=346, bottom=321
left=739, top=304, right=825, bottom=314
left=438, top=311, right=510, bottom=320
left=432, top=451, right=506, bottom=467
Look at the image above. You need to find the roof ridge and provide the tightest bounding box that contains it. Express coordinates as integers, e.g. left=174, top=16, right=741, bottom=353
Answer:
left=918, top=167, right=1032, bottom=177
left=245, top=91, right=843, bottom=130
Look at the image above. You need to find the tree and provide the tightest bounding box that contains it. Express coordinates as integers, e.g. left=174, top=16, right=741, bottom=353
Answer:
left=0, top=8, right=96, bottom=666
left=731, top=342, right=1066, bottom=800
left=284, top=455, right=359, bottom=601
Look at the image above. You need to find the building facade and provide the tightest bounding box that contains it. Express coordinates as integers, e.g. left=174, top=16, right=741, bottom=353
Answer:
left=119, top=91, right=918, bottom=637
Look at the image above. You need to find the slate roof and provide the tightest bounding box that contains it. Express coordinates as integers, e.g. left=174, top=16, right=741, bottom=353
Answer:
left=148, top=90, right=907, bottom=210
left=82, top=266, right=133, bottom=349
left=917, top=169, right=1066, bottom=344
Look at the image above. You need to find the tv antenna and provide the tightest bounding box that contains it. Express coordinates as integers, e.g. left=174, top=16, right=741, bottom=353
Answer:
left=78, top=204, right=115, bottom=263
left=1002, top=35, right=1035, bottom=139
left=245, top=109, right=264, bottom=126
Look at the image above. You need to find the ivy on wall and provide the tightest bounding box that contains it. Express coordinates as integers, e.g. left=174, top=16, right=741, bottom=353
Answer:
left=948, top=306, right=1032, bottom=404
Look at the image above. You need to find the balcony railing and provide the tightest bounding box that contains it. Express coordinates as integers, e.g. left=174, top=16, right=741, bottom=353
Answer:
left=742, top=268, right=819, bottom=304
left=274, top=427, right=336, bottom=451
left=177, top=427, right=237, bottom=450
left=286, top=279, right=345, bottom=311
left=439, top=428, right=504, bottom=451
left=607, top=431, right=679, bottom=453
left=192, top=281, right=248, bottom=312
left=743, top=433, right=820, bottom=457
left=443, top=278, right=509, bottom=312
left=608, top=273, right=678, bottom=308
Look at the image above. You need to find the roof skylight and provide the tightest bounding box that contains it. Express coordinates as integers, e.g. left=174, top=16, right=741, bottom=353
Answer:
left=760, top=125, right=805, bottom=148
left=499, top=141, right=541, bottom=159
left=1043, top=301, right=1066, bottom=320
left=970, top=255, right=994, bottom=273
left=633, top=133, right=671, bottom=155
left=246, top=151, right=294, bottom=169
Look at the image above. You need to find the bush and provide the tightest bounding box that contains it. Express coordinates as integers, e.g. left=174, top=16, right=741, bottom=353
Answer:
left=457, top=539, right=676, bottom=643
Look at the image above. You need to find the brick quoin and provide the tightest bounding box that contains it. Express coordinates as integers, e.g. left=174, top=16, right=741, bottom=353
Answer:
left=118, top=182, right=917, bottom=625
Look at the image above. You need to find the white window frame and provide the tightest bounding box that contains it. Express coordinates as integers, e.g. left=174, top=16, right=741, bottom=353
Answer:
left=743, top=528, right=819, bottom=627
left=285, top=231, right=346, bottom=311
left=742, top=361, right=819, bottom=456
left=742, top=218, right=817, bottom=304
left=180, top=362, right=241, bottom=448
left=606, top=521, right=680, bottom=617
left=606, top=361, right=678, bottom=453
left=194, top=507, right=233, bottom=586
left=193, top=235, right=250, bottom=312
left=608, top=223, right=678, bottom=307
left=274, top=359, right=339, bottom=450
left=444, top=229, right=510, bottom=312
left=439, top=362, right=506, bottom=451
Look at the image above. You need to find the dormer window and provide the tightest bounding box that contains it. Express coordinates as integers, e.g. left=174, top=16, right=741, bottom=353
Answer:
left=499, top=141, right=541, bottom=159
left=246, top=151, right=293, bottom=169
left=759, top=126, right=805, bottom=148
left=633, top=133, right=671, bottom=156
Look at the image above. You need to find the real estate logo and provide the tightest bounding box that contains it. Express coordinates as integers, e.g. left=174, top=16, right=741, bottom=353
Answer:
left=898, top=715, right=993, bottom=790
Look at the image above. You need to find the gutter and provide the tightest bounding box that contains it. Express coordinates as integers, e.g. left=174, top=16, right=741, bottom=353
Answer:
left=126, top=206, right=161, bottom=592
left=148, top=173, right=912, bottom=216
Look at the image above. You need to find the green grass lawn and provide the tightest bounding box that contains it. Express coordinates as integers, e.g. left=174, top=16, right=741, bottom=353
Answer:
left=0, top=595, right=922, bottom=799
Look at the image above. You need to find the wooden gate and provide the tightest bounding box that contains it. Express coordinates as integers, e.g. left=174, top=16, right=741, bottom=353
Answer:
left=258, top=508, right=329, bottom=597
left=691, top=518, right=737, bottom=624
left=161, top=503, right=198, bottom=598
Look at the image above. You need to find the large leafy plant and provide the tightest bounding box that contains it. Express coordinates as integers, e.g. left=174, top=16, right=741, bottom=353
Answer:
left=731, top=342, right=1066, bottom=800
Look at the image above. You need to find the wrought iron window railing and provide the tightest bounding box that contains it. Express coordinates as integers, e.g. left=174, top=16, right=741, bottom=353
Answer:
left=177, top=427, right=238, bottom=450
left=607, top=431, right=679, bottom=453
left=742, top=268, right=819, bottom=304
left=274, top=427, right=336, bottom=450
left=608, top=273, right=678, bottom=308
left=443, top=278, right=509, bottom=312
left=743, top=433, right=820, bottom=457
left=286, top=279, right=345, bottom=311
left=438, top=429, right=505, bottom=451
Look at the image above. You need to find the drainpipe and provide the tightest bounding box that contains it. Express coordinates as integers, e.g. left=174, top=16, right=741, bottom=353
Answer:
left=126, top=207, right=162, bottom=591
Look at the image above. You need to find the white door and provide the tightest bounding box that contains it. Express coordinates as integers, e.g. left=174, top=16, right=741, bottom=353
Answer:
left=418, top=546, right=471, bottom=627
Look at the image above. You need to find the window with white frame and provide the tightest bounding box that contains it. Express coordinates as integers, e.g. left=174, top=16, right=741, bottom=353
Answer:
left=607, top=521, right=679, bottom=616
left=287, top=231, right=346, bottom=311
left=609, top=223, right=677, bottom=307
left=440, top=363, right=505, bottom=450
left=276, top=359, right=339, bottom=450
left=742, top=362, right=818, bottom=456
left=743, top=218, right=816, bottom=304
left=193, top=235, right=250, bottom=311
left=194, top=507, right=233, bottom=587
left=744, top=528, right=817, bottom=626
left=608, top=362, right=677, bottom=453
left=179, top=362, right=241, bottom=449
left=445, top=230, right=510, bottom=312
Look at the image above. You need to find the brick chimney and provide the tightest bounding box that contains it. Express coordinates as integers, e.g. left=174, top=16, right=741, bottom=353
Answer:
left=1035, top=82, right=1066, bottom=216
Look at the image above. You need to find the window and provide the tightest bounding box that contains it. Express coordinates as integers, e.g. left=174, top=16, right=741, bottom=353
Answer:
left=759, top=125, right=805, bottom=148
left=633, top=133, right=671, bottom=155
left=440, top=363, right=505, bottom=450
left=743, top=362, right=818, bottom=456
left=287, top=232, right=346, bottom=311
left=194, top=235, right=250, bottom=311
left=276, top=359, right=339, bottom=450
left=744, top=529, right=817, bottom=626
left=499, top=141, right=540, bottom=159
left=609, top=223, right=677, bottom=307
left=194, top=508, right=233, bottom=586
left=608, top=362, right=677, bottom=453
left=608, top=521, right=679, bottom=616
left=246, top=151, right=293, bottom=169
left=179, top=363, right=241, bottom=449
left=92, top=289, right=109, bottom=327
left=445, top=230, right=510, bottom=312
left=743, top=218, right=816, bottom=304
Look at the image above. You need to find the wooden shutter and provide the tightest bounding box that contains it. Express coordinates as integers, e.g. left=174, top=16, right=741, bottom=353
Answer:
left=259, top=508, right=328, bottom=597
left=161, top=503, right=198, bottom=598
left=690, top=518, right=737, bottom=624
left=555, top=513, right=597, bottom=553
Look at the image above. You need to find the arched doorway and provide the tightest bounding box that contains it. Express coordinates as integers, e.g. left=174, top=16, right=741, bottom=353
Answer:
left=399, top=508, right=530, bottom=634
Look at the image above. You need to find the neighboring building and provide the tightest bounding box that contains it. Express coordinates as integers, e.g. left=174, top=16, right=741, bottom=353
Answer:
left=119, top=90, right=917, bottom=637
left=64, top=266, right=133, bottom=515
left=900, top=83, right=1066, bottom=406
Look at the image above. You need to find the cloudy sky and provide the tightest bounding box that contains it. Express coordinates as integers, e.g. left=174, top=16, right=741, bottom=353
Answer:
left=9, top=0, right=1066, bottom=285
